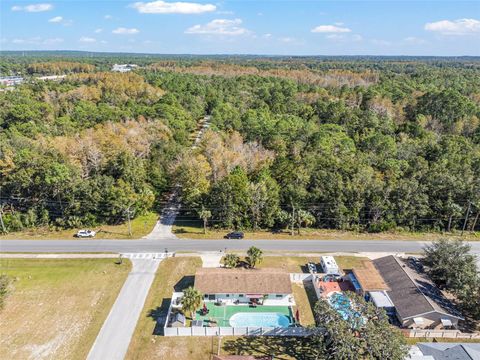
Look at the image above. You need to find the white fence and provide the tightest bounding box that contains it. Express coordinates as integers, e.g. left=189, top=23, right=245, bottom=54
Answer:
left=405, top=329, right=480, bottom=339
left=164, top=326, right=313, bottom=337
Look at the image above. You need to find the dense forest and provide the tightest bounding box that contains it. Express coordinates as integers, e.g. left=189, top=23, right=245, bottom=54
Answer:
left=0, top=54, right=479, bottom=233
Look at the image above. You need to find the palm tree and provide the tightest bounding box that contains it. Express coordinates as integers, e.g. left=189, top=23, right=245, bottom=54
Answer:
left=198, top=206, right=212, bottom=235
left=246, top=246, right=263, bottom=268
left=223, top=253, right=240, bottom=268
left=181, top=286, right=203, bottom=320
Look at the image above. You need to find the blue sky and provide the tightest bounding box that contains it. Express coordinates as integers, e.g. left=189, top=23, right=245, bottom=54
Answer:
left=1, top=1, right=479, bottom=55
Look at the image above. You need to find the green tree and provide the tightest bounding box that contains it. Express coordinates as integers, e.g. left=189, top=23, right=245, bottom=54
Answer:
left=423, top=238, right=478, bottom=292
left=197, top=206, right=212, bottom=234
left=223, top=253, right=240, bottom=268
left=181, top=286, right=203, bottom=320
left=246, top=246, right=263, bottom=268
left=314, top=292, right=408, bottom=359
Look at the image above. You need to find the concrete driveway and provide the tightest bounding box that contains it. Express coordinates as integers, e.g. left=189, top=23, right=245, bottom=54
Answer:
left=87, top=257, right=163, bottom=360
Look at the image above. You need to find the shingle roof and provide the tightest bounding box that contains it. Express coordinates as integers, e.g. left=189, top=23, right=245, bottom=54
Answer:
left=373, top=256, right=463, bottom=320
left=194, top=268, right=292, bottom=295
left=418, top=343, right=480, bottom=360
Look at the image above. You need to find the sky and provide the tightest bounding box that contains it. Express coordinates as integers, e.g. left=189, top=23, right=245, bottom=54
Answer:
left=1, top=0, right=479, bottom=56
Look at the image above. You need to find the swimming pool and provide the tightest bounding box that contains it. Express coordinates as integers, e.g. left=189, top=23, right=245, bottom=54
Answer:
left=328, top=292, right=362, bottom=322
left=229, top=312, right=291, bottom=328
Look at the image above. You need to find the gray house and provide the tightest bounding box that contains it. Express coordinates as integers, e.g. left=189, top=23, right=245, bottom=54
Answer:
left=373, top=256, right=464, bottom=329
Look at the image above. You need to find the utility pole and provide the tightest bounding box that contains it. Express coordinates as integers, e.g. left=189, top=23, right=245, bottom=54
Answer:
left=0, top=204, right=6, bottom=233
left=461, top=201, right=471, bottom=236
left=125, top=205, right=133, bottom=237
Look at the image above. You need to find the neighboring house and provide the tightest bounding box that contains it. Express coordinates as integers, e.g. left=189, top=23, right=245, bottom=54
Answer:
left=111, top=64, right=138, bottom=72
left=194, top=268, right=294, bottom=305
left=320, top=256, right=340, bottom=274
left=373, top=256, right=464, bottom=329
left=0, top=76, right=24, bottom=86
left=409, top=343, right=480, bottom=360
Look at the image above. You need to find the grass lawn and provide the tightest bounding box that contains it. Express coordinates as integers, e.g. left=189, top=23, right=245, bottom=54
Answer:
left=172, top=222, right=480, bottom=241
left=0, top=258, right=131, bottom=360
left=126, top=256, right=318, bottom=360
left=0, top=212, right=158, bottom=240
left=125, top=256, right=216, bottom=360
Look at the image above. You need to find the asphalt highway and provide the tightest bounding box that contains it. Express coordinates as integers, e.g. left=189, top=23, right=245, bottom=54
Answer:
left=1, top=237, right=480, bottom=254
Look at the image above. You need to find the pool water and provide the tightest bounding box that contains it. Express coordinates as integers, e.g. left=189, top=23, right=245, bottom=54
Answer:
left=229, top=312, right=291, bottom=327
left=328, top=292, right=362, bottom=322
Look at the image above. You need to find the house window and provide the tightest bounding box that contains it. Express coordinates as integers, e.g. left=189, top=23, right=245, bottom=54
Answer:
left=204, top=294, right=208, bottom=299
left=226, top=294, right=230, bottom=298
left=208, top=294, right=215, bottom=301
left=276, top=294, right=283, bottom=298
left=239, top=294, right=244, bottom=298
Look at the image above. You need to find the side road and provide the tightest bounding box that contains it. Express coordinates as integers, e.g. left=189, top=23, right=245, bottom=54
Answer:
left=87, top=257, right=163, bottom=360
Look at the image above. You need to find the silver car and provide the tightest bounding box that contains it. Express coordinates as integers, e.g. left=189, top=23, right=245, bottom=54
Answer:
left=76, top=229, right=96, bottom=238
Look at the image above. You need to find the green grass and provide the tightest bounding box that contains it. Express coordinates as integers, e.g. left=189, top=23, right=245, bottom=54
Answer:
left=0, top=212, right=158, bottom=240
left=0, top=258, right=131, bottom=360
left=172, top=222, right=480, bottom=241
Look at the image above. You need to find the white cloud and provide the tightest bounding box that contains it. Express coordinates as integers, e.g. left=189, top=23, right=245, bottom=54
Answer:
left=311, top=24, right=351, bottom=33
left=185, top=18, right=248, bottom=36
left=79, top=36, right=97, bottom=43
left=104, top=14, right=113, bottom=19
left=131, top=1, right=216, bottom=14
left=263, top=33, right=272, bottom=39
left=94, top=28, right=103, bottom=33
left=11, top=3, right=52, bottom=12
left=425, top=18, right=480, bottom=36
left=112, top=27, right=140, bottom=34
left=48, top=16, right=63, bottom=23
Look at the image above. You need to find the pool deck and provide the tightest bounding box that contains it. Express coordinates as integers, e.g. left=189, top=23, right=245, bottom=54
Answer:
left=194, top=303, right=292, bottom=327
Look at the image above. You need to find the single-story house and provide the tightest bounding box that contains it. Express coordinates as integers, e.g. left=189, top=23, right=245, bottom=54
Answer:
left=373, top=256, right=464, bottom=329
left=194, top=268, right=294, bottom=306
left=320, top=256, right=340, bottom=274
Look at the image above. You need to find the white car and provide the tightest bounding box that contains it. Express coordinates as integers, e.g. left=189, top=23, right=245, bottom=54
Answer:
left=76, top=229, right=96, bottom=238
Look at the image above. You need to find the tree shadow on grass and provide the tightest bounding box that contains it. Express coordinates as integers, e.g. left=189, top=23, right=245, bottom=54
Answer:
left=222, top=336, right=324, bottom=360
left=148, top=298, right=171, bottom=335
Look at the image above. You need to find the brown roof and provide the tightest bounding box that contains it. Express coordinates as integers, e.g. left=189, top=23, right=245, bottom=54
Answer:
left=194, top=268, right=292, bottom=295
left=352, top=261, right=390, bottom=292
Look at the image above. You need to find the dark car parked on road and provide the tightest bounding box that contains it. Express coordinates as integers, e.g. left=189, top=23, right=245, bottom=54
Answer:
left=225, top=231, right=244, bottom=239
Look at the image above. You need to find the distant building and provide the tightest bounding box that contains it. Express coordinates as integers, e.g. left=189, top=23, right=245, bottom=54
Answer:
left=111, top=64, right=138, bottom=72
left=373, top=256, right=464, bottom=329
left=320, top=256, right=340, bottom=275
left=0, top=76, right=24, bottom=86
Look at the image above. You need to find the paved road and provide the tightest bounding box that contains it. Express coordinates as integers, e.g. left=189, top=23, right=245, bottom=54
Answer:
left=87, top=257, right=162, bottom=360
left=1, top=238, right=480, bottom=254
